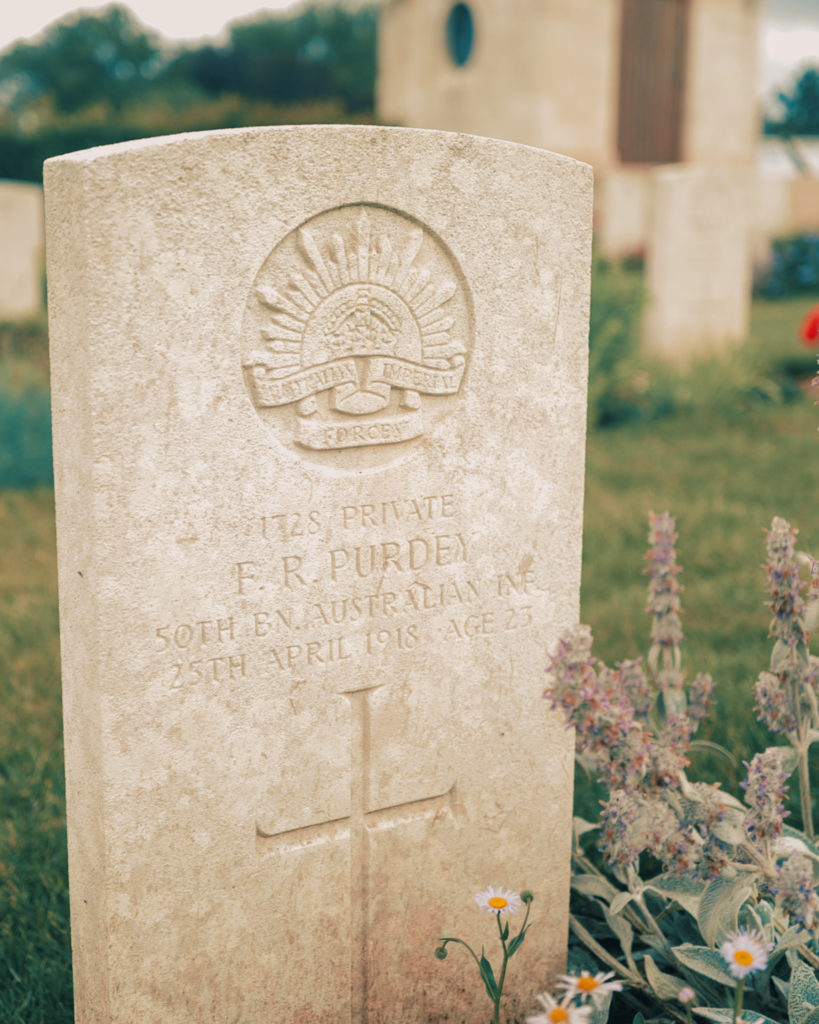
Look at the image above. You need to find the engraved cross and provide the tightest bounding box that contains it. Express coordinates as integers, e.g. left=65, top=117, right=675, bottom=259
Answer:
left=256, top=684, right=460, bottom=1022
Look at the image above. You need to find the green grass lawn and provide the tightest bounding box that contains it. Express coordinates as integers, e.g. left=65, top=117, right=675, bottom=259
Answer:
left=0, top=489, right=70, bottom=1023
left=0, top=293, right=817, bottom=1021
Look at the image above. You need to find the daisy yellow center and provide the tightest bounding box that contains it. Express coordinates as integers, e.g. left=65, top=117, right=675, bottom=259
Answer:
left=488, top=896, right=508, bottom=909
left=549, top=1011, right=568, bottom=1023
left=734, top=950, right=754, bottom=967
left=578, top=976, right=599, bottom=992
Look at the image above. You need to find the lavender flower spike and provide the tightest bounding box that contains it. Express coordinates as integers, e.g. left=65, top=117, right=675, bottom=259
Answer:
left=645, top=512, right=684, bottom=685
left=764, top=517, right=806, bottom=650
left=741, top=748, right=791, bottom=845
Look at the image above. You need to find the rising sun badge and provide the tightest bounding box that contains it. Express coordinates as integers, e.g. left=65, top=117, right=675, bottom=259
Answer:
left=241, top=204, right=472, bottom=458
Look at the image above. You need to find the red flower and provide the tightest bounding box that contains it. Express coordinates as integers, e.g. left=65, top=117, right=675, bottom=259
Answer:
left=799, top=305, right=819, bottom=346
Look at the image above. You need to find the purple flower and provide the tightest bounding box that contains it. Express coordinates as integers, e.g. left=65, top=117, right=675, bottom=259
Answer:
left=764, top=518, right=806, bottom=649
left=618, top=658, right=653, bottom=719
left=754, top=670, right=799, bottom=738
left=598, top=791, right=644, bottom=868
left=645, top=512, right=684, bottom=658
left=688, top=673, right=717, bottom=724
left=769, top=850, right=819, bottom=936
left=545, top=627, right=653, bottom=792
left=741, top=748, right=791, bottom=843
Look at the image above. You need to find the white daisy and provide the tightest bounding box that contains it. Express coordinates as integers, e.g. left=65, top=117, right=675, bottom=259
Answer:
left=558, top=970, right=623, bottom=1007
left=527, top=991, right=592, bottom=1024
left=720, top=928, right=771, bottom=979
left=474, top=886, right=522, bottom=915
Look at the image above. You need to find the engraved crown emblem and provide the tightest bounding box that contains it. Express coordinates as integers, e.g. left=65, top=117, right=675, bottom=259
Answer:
left=242, top=205, right=471, bottom=453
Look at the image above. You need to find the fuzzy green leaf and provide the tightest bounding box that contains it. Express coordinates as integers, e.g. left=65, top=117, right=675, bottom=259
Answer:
left=697, top=874, right=755, bottom=946
left=572, top=873, right=620, bottom=902
left=782, top=825, right=819, bottom=859
left=643, top=955, right=686, bottom=1000
left=678, top=774, right=743, bottom=811
left=604, top=905, right=635, bottom=968
left=670, top=944, right=737, bottom=987
left=774, top=926, right=809, bottom=955
left=587, top=990, right=614, bottom=1024
left=664, top=688, right=688, bottom=717
left=609, top=890, right=635, bottom=916
left=632, top=1014, right=646, bottom=1024
left=711, top=812, right=748, bottom=846
left=778, top=746, right=800, bottom=776
left=789, top=962, right=819, bottom=1024
left=644, top=874, right=706, bottom=918
left=800, top=1008, right=819, bottom=1024
left=688, top=739, right=736, bottom=763
left=692, top=1008, right=784, bottom=1024
left=574, top=817, right=599, bottom=840
left=773, top=976, right=790, bottom=1003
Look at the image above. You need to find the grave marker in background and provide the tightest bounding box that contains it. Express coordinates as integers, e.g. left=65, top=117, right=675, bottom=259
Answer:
left=596, top=166, right=651, bottom=260
left=644, top=164, right=752, bottom=362
left=0, top=181, right=44, bottom=320
left=45, top=125, right=592, bottom=1023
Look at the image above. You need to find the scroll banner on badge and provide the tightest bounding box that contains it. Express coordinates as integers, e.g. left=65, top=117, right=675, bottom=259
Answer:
left=296, top=410, right=423, bottom=450
left=246, top=356, right=465, bottom=408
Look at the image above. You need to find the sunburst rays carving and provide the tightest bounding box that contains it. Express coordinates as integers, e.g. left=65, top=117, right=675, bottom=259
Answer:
left=252, top=210, right=465, bottom=379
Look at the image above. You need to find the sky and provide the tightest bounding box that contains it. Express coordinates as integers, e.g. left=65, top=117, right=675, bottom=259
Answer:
left=0, top=0, right=817, bottom=100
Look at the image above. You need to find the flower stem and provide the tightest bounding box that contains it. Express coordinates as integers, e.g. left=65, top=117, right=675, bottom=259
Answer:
left=634, top=893, right=671, bottom=950
left=568, top=915, right=645, bottom=989
left=733, top=978, right=745, bottom=1024
left=797, top=741, right=815, bottom=840
left=494, top=912, right=508, bottom=1024
left=798, top=943, right=819, bottom=970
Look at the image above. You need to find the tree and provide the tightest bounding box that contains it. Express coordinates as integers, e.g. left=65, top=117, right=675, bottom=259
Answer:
left=170, top=5, right=378, bottom=113
left=0, top=5, right=166, bottom=117
left=766, top=65, right=819, bottom=136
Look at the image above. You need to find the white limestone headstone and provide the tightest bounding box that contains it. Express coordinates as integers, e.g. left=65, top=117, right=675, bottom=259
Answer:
left=0, top=180, right=44, bottom=320
left=45, top=125, right=592, bottom=1024
left=644, top=164, right=753, bottom=362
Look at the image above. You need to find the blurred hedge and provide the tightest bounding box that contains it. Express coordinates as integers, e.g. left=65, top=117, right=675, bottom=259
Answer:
left=755, top=234, right=819, bottom=298
left=0, top=388, right=52, bottom=488
left=0, top=98, right=373, bottom=184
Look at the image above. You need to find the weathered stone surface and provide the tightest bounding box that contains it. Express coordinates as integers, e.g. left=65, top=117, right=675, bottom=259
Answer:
left=46, top=125, right=592, bottom=1023
left=0, top=180, right=44, bottom=320
left=644, top=164, right=752, bottom=362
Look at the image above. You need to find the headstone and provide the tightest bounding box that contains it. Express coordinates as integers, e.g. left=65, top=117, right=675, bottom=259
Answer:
left=596, top=167, right=651, bottom=260
left=45, top=125, right=592, bottom=1024
left=790, top=176, right=819, bottom=234
left=644, top=164, right=752, bottom=362
left=752, top=173, right=792, bottom=268
left=0, top=180, right=44, bottom=320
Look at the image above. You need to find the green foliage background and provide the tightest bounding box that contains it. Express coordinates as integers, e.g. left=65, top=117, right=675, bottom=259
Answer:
left=765, top=67, right=819, bottom=136
left=0, top=3, right=378, bottom=184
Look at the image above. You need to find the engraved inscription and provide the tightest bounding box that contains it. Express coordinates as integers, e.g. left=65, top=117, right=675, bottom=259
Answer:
left=241, top=205, right=472, bottom=463
left=256, top=684, right=462, bottom=1023
left=150, top=493, right=542, bottom=690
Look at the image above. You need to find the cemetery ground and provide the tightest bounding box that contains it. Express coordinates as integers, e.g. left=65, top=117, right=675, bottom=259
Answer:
left=1, top=293, right=817, bottom=1022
